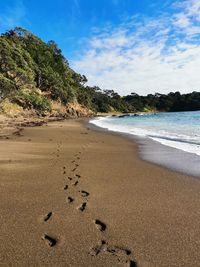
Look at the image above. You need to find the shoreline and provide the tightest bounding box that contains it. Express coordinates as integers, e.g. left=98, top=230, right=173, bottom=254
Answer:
left=1, top=119, right=200, bottom=266
left=89, top=116, right=200, bottom=179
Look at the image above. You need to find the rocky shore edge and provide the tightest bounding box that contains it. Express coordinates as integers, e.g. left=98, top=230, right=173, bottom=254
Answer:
left=0, top=102, right=93, bottom=139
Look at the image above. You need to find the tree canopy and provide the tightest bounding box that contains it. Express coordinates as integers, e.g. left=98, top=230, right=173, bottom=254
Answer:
left=0, top=27, right=199, bottom=115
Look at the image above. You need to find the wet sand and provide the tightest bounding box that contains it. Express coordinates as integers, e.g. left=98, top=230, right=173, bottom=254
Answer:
left=0, top=119, right=200, bottom=266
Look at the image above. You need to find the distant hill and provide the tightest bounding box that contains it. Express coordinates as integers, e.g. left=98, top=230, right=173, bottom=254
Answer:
left=0, top=27, right=91, bottom=116
left=0, top=27, right=127, bottom=116
left=0, top=27, right=200, bottom=117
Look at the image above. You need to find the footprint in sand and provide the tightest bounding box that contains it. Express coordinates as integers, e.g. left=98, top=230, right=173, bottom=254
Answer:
left=42, top=234, right=57, bottom=247
left=63, top=185, right=68, bottom=190
left=89, top=240, right=136, bottom=266
left=67, top=197, right=74, bottom=203
left=43, top=212, right=53, bottom=222
left=73, top=181, right=79, bottom=186
left=78, top=202, right=87, bottom=212
left=89, top=240, right=107, bottom=256
left=94, top=219, right=106, bottom=232
left=80, top=190, right=89, bottom=197
left=106, top=246, right=136, bottom=266
left=106, top=246, right=131, bottom=257
left=126, top=260, right=137, bottom=267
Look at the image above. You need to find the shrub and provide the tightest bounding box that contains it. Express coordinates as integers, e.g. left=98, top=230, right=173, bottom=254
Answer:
left=0, top=74, right=17, bottom=101
left=13, top=90, right=52, bottom=114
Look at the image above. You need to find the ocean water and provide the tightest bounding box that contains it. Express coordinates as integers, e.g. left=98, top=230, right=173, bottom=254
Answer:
left=90, top=111, right=200, bottom=156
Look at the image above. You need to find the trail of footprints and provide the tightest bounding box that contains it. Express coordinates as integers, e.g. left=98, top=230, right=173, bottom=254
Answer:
left=64, top=151, right=89, bottom=212
left=40, top=137, right=137, bottom=266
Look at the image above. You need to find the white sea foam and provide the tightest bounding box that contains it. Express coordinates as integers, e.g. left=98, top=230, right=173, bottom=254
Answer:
left=90, top=113, right=200, bottom=156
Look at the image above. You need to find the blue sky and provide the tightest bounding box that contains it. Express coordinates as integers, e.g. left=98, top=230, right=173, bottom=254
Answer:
left=0, top=0, right=200, bottom=95
left=0, top=0, right=166, bottom=59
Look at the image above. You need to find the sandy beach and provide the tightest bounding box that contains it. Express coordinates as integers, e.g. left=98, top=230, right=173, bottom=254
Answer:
left=0, top=119, right=200, bottom=267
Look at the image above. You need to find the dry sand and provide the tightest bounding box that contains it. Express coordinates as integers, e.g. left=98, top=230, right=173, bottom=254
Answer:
left=0, top=119, right=200, bottom=267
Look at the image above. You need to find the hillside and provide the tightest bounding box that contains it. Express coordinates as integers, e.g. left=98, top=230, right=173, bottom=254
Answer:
left=0, top=27, right=200, bottom=118
left=0, top=27, right=128, bottom=117
left=0, top=28, right=87, bottom=117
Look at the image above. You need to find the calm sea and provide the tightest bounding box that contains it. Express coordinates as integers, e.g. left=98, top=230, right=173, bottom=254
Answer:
left=90, top=111, right=200, bottom=176
left=91, top=111, right=200, bottom=156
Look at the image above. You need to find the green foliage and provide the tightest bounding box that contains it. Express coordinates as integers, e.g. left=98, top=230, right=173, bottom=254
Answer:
left=0, top=27, right=200, bottom=115
left=0, top=27, right=75, bottom=111
left=0, top=74, right=17, bottom=100
left=123, top=91, right=200, bottom=112
left=13, top=90, right=52, bottom=114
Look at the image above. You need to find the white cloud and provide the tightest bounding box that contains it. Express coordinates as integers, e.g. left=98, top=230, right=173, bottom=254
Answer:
left=173, top=13, right=190, bottom=28
left=0, top=0, right=26, bottom=30
left=72, top=0, right=200, bottom=95
left=173, top=0, right=200, bottom=35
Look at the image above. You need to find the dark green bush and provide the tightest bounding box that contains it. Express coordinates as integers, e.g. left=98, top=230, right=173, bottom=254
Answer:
left=13, top=91, right=52, bottom=114
left=0, top=74, right=17, bottom=100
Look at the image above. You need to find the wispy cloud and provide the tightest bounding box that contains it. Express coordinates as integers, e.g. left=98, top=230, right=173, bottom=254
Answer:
left=72, top=0, right=200, bottom=95
left=173, top=0, right=200, bottom=36
left=0, top=0, right=26, bottom=31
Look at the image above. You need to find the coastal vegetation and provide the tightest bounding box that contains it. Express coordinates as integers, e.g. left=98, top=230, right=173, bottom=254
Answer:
left=123, top=91, right=200, bottom=112
left=0, top=27, right=200, bottom=116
